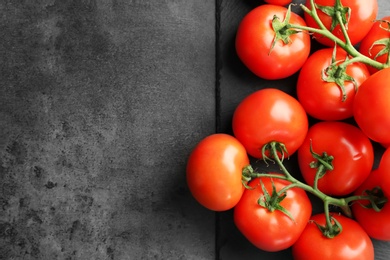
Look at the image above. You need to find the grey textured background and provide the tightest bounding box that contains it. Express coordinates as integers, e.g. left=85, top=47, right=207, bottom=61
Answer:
left=1, top=0, right=390, bottom=259
left=1, top=1, right=215, bottom=259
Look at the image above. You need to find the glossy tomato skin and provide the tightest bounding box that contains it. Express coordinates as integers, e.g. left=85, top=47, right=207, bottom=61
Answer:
left=304, top=0, right=378, bottom=47
left=234, top=175, right=312, bottom=252
left=264, top=0, right=292, bottom=5
left=232, top=88, right=308, bottom=159
left=292, top=213, right=374, bottom=260
left=297, top=48, right=370, bottom=121
left=353, top=68, right=390, bottom=143
left=186, top=134, right=249, bottom=211
left=352, top=150, right=390, bottom=240
left=359, top=16, right=390, bottom=74
left=235, top=4, right=311, bottom=79
left=298, top=121, right=374, bottom=196
left=378, top=147, right=390, bottom=180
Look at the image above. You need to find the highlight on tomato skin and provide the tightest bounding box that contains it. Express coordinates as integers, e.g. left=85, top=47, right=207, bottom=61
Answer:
left=232, top=88, right=308, bottom=159
left=186, top=133, right=249, bottom=211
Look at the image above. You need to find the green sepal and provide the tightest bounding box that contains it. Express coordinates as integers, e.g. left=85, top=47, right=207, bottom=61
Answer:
left=359, top=186, right=388, bottom=212
left=262, top=142, right=289, bottom=166
left=369, top=38, right=390, bottom=60
left=313, top=216, right=342, bottom=239
left=322, top=46, right=357, bottom=102
left=315, top=0, right=350, bottom=32
left=257, top=179, right=295, bottom=223
left=270, top=5, right=301, bottom=55
left=241, top=165, right=256, bottom=189
left=309, top=140, right=334, bottom=179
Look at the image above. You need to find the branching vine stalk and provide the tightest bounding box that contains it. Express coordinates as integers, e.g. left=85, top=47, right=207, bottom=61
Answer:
left=243, top=141, right=387, bottom=237
left=285, top=0, right=388, bottom=70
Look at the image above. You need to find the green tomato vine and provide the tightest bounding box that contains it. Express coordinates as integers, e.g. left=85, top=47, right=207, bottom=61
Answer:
left=242, top=141, right=387, bottom=238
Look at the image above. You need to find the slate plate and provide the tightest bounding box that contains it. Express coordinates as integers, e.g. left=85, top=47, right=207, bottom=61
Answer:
left=217, top=0, right=390, bottom=259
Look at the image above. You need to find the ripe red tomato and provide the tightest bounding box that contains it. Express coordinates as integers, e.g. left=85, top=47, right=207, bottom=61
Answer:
left=359, top=16, right=390, bottom=74
left=304, top=0, right=378, bottom=46
left=235, top=4, right=311, bottom=79
left=234, top=175, right=312, bottom=252
left=378, top=147, right=390, bottom=180
left=264, top=0, right=292, bottom=5
left=296, top=48, right=370, bottom=121
left=232, top=88, right=308, bottom=159
left=186, top=134, right=249, bottom=211
left=351, top=168, right=390, bottom=241
left=292, top=213, right=374, bottom=260
left=353, top=68, right=390, bottom=144
left=297, top=121, right=374, bottom=196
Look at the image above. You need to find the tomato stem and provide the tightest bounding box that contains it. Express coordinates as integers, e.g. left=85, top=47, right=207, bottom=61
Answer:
left=243, top=141, right=389, bottom=238
left=288, top=0, right=387, bottom=70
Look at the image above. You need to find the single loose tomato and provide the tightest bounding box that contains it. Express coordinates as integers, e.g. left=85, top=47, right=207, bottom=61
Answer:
left=292, top=213, right=374, bottom=260
left=235, top=4, right=311, bottom=79
left=296, top=48, right=370, bottom=121
left=186, top=134, right=249, bottom=211
left=352, top=168, right=390, bottom=241
left=353, top=68, right=390, bottom=143
left=232, top=88, right=308, bottom=159
left=298, top=121, right=374, bottom=196
left=234, top=175, right=312, bottom=252
left=359, top=16, right=390, bottom=74
left=264, top=0, right=292, bottom=5
left=304, top=0, right=378, bottom=46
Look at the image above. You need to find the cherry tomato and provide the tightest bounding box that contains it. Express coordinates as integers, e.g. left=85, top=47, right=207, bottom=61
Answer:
left=296, top=48, right=370, bottom=121
left=359, top=16, right=390, bottom=74
left=298, top=121, right=374, bottom=196
left=186, top=134, right=249, bottom=211
left=234, top=175, right=312, bottom=252
left=352, top=168, right=390, bottom=241
left=353, top=68, right=390, bottom=143
left=235, top=4, right=311, bottom=79
left=304, top=0, right=378, bottom=47
left=292, top=213, right=374, bottom=260
left=264, top=0, right=292, bottom=5
left=232, top=88, right=308, bottom=159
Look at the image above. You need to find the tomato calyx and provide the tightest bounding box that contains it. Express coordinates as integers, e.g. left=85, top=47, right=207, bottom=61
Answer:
left=309, top=141, right=334, bottom=189
left=258, top=178, right=296, bottom=222
left=262, top=141, right=289, bottom=164
left=359, top=186, right=388, bottom=212
left=322, top=47, right=357, bottom=101
left=312, top=214, right=343, bottom=238
left=316, top=0, right=350, bottom=33
left=270, top=5, right=303, bottom=54
left=242, top=165, right=259, bottom=189
left=369, top=20, right=390, bottom=62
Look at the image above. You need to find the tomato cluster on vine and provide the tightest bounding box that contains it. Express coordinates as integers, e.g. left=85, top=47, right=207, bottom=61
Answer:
left=186, top=0, right=390, bottom=259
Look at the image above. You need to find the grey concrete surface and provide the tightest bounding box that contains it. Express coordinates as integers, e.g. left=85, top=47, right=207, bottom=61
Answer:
left=1, top=1, right=215, bottom=259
